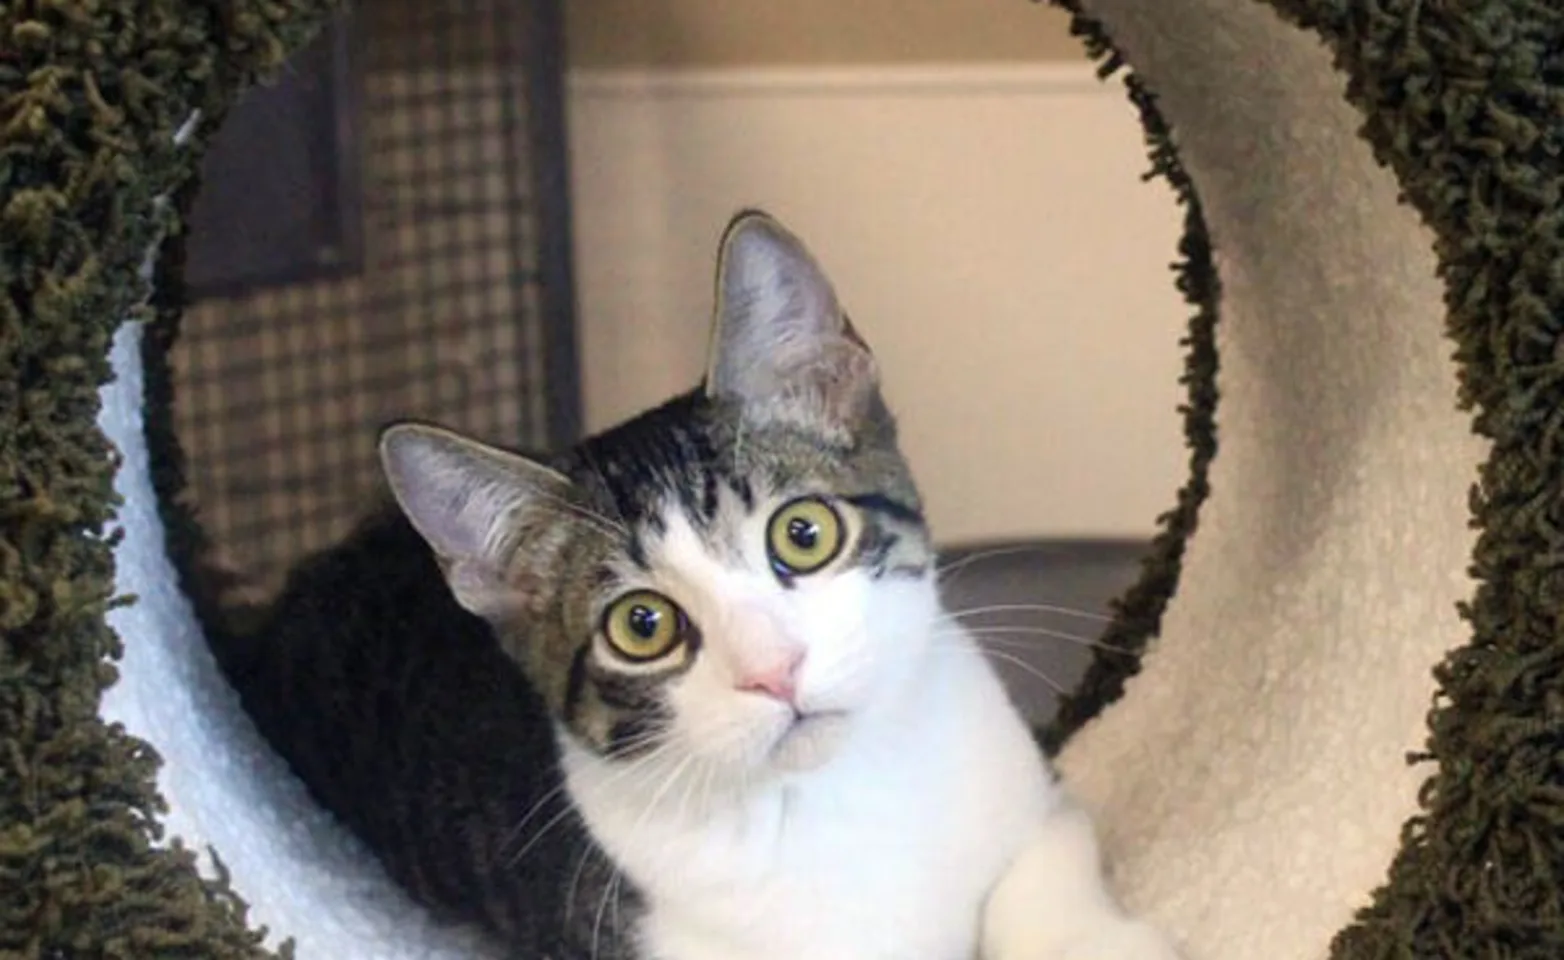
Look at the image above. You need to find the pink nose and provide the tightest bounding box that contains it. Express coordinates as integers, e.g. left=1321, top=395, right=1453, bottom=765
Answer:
left=736, top=651, right=804, bottom=704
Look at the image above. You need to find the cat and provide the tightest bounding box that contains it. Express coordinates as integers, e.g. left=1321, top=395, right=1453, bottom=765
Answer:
left=212, top=210, right=1181, bottom=960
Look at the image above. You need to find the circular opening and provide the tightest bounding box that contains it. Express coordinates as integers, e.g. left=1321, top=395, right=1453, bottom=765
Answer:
left=136, top=3, right=1215, bottom=953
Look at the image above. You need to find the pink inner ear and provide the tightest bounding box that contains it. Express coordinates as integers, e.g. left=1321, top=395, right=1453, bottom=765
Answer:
left=808, top=341, right=879, bottom=429
left=446, top=557, right=530, bottom=620
left=383, top=438, right=493, bottom=562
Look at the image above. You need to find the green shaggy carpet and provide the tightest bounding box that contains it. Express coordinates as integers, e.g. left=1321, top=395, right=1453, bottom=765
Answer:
left=0, top=2, right=339, bottom=956
left=2, top=0, right=1560, bottom=955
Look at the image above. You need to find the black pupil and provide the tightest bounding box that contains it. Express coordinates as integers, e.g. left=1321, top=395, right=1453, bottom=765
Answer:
left=628, top=605, right=661, bottom=640
left=788, top=516, right=820, bottom=550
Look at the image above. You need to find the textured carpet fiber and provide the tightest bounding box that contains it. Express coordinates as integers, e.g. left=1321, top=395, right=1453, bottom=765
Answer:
left=1, top=2, right=340, bottom=956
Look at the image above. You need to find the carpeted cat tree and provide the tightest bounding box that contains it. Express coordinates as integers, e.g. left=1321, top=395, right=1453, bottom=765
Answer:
left=3, top=0, right=1559, bottom=957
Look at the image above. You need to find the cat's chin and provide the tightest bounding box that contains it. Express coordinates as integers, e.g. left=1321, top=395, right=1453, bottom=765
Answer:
left=765, top=710, right=851, bottom=774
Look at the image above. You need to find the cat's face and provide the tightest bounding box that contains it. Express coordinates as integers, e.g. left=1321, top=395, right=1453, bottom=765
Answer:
left=644, top=494, right=933, bottom=774
left=554, top=400, right=937, bottom=779
left=380, top=211, right=937, bottom=781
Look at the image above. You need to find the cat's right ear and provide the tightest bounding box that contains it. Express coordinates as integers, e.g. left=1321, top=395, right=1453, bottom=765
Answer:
left=378, top=422, right=571, bottom=619
left=703, top=210, right=879, bottom=441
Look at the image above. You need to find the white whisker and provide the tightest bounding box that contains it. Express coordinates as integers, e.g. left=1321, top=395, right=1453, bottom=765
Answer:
left=498, top=775, right=576, bottom=856
left=500, top=725, right=670, bottom=855
left=502, top=798, right=582, bottom=870
left=505, top=738, right=672, bottom=869
left=591, top=867, right=624, bottom=960
left=935, top=544, right=1057, bottom=587
left=565, top=846, right=591, bottom=921
left=940, top=601, right=1112, bottom=624
left=950, top=624, right=1136, bottom=656
left=936, top=643, right=1070, bottom=695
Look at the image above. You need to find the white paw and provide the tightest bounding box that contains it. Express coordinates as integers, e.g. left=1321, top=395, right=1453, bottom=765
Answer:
left=983, top=914, right=1182, bottom=960
left=1061, top=918, right=1182, bottom=960
left=984, top=915, right=1181, bottom=960
left=981, top=801, right=1183, bottom=960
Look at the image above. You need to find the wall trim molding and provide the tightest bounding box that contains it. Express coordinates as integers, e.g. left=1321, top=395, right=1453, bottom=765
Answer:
left=567, top=62, right=1112, bottom=101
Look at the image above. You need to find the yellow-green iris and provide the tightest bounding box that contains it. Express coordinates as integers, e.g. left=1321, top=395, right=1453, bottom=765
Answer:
left=602, top=590, right=685, bottom=662
left=767, top=497, right=846, bottom=576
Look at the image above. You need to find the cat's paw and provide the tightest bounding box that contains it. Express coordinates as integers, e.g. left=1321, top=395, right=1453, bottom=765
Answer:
left=1061, top=918, right=1182, bottom=960
left=981, top=802, right=1183, bottom=960
left=982, top=916, right=1181, bottom=960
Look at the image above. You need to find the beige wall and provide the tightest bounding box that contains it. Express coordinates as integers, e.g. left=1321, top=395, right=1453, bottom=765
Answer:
left=564, top=0, right=1084, bottom=68
left=565, top=65, right=1189, bottom=545
left=559, top=1, right=1185, bottom=546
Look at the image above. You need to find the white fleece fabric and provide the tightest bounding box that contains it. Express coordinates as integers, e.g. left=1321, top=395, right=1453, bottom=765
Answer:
left=96, top=323, right=502, bottom=959
left=1056, top=2, right=1486, bottom=959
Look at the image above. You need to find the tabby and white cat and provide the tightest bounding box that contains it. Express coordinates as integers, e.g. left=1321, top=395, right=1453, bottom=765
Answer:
left=218, top=211, right=1179, bottom=959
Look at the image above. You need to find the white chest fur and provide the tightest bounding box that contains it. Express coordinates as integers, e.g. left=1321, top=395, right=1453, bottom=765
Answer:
left=562, top=636, right=1057, bottom=960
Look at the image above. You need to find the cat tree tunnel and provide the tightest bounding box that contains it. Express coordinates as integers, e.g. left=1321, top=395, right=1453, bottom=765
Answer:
left=3, top=0, right=1558, bottom=957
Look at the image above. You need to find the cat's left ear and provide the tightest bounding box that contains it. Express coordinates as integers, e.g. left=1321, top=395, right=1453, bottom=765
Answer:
left=703, top=210, right=879, bottom=440
left=378, top=422, right=572, bottom=619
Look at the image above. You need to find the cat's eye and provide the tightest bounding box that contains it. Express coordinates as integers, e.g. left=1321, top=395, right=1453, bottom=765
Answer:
left=767, top=496, right=846, bottom=577
left=602, top=590, right=687, bottom=662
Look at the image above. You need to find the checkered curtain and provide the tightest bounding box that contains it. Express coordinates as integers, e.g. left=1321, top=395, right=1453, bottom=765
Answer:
left=174, top=0, right=558, bottom=602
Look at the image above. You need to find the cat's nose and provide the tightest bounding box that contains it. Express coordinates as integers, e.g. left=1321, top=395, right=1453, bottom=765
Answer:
left=736, top=649, right=804, bottom=704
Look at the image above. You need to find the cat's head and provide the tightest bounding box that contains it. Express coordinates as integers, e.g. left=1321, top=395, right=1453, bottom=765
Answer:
left=379, top=211, right=939, bottom=783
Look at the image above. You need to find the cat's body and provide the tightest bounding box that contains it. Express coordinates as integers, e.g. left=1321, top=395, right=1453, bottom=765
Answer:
left=215, top=503, right=641, bottom=958
left=213, top=212, right=1181, bottom=960
left=563, top=577, right=1057, bottom=960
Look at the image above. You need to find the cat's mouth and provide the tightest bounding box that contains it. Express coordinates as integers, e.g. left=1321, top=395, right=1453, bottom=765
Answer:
left=788, top=707, right=847, bottom=730
left=767, top=708, right=851, bottom=772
